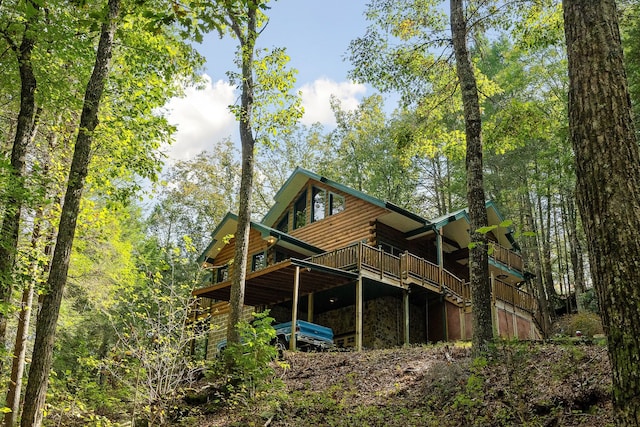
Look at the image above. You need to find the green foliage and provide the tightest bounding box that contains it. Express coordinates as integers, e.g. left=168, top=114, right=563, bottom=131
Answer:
left=578, top=289, right=600, bottom=314
left=554, top=312, right=604, bottom=338
left=212, top=311, right=286, bottom=408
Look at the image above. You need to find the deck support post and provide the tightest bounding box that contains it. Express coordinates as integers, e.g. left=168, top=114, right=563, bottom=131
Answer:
left=290, top=266, right=300, bottom=351
left=436, top=229, right=443, bottom=291
left=356, top=275, right=363, bottom=351
left=490, top=271, right=498, bottom=337
left=403, top=289, right=410, bottom=346
left=307, top=292, right=314, bottom=322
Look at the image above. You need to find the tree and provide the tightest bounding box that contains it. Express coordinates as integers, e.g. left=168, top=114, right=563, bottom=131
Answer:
left=0, top=0, right=40, bottom=356
left=563, top=0, right=640, bottom=422
left=349, top=0, right=496, bottom=352
left=220, top=0, right=302, bottom=347
left=323, top=95, right=424, bottom=211
left=450, top=0, right=492, bottom=352
left=21, top=0, right=121, bottom=424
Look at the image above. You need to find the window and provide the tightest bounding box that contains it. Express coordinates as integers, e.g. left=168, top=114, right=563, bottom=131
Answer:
left=294, top=190, right=307, bottom=229
left=275, top=250, right=288, bottom=263
left=276, top=214, right=289, bottom=233
left=312, top=187, right=326, bottom=222
left=329, top=192, right=345, bottom=215
left=380, top=242, right=403, bottom=257
left=252, top=252, right=266, bottom=271
left=216, top=265, right=229, bottom=283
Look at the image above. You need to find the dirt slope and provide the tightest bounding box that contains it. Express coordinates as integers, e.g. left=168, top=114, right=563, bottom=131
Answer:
left=193, top=342, right=613, bottom=426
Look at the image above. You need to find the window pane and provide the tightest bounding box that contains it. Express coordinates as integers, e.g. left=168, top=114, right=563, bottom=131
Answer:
left=276, top=214, right=289, bottom=233
left=329, top=193, right=345, bottom=215
left=294, top=191, right=307, bottom=229
left=217, top=265, right=229, bottom=283
left=252, top=252, right=266, bottom=271
left=312, top=187, right=326, bottom=222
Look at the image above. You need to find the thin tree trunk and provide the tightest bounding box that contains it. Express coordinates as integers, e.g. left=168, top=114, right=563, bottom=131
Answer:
left=523, top=186, right=552, bottom=337
left=226, top=4, right=258, bottom=347
left=450, top=0, right=492, bottom=354
left=21, top=1, right=120, bottom=425
left=564, top=193, right=586, bottom=311
left=537, top=192, right=557, bottom=311
left=3, top=211, right=50, bottom=427
left=564, top=0, right=640, bottom=422
left=0, top=0, right=40, bottom=357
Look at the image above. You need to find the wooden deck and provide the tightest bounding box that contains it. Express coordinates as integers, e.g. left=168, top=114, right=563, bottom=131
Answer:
left=198, top=241, right=537, bottom=315
left=306, top=241, right=536, bottom=313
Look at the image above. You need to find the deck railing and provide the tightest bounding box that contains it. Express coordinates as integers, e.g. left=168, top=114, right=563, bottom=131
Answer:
left=493, top=278, right=537, bottom=313
left=306, top=242, right=533, bottom=311
left=204, top=241, right=533, bottom=312
left=307, top=243, right=358, bottom=270
left=490, top=242, right=523, bottom=272
left=404, top=252, right=440, bottom=287
left=443, top=270, right=470, bottom=301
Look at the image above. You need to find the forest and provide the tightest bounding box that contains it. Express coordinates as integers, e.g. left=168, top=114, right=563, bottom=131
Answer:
left=1, top=0, right=639, bottom=426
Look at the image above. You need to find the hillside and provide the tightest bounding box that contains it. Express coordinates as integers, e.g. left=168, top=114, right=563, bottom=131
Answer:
left=185, top=342, right=612, bottom=426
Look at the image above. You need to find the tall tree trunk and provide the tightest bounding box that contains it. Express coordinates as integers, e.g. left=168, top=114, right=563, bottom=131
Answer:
left=21, top=1, right=120, bottom=424
left=0, top=1, right=40, bottom=358
left=563, top=193, right=586, bottom=311
left=523, top=186, right=552, bottom=337
left=450, top=0, right=492, bottom=354
left=537, top=191, right=557, bottom=312
left=564, top=0, right=640, bottom=423
left=3, top=211, right=50, bottom=427
left=226, top=4, right=258, bottom=347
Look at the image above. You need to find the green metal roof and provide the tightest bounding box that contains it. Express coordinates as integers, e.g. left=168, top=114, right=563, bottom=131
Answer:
left=261, top=167, right=430, bottom=228
left=197, top=211, right=324, bottom=264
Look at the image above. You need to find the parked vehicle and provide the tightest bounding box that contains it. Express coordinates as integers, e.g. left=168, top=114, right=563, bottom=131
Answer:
left=216, top=319, right=333, bottom=355
left=273, top=320, right=334, bottom=351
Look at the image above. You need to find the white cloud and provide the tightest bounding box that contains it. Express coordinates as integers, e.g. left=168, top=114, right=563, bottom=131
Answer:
left=161, top=76, right=367, bottom=163
left=162, top=75, right=237, bottom=162
left=299, top=78, right=366, bottom=126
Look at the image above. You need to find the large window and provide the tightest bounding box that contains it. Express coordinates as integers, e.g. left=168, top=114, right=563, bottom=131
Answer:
left=294, top=191, right=307, bottom=229
left=312, top=187, right=326, bottom=222
left=292, top=187, right=345, bottom=229
left=329, top=192, right=345, bottom=215
left=215, top=265, right=229, bottom=283
left=276, top=214, right=289, bottom=233
left=251, top=252, right=266, bottom=271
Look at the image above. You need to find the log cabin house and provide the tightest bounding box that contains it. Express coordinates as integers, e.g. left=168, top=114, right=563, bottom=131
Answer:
left=192, top=167, right=542, bottom=359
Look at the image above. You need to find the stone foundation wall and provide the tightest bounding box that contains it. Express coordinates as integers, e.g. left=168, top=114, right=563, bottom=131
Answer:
left=206, top=303, right=255, bottom=360
left=314, top=296, right=429, bottom=349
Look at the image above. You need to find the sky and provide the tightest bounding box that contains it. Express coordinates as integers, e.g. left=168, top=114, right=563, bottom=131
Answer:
left=162, top=1, right=377, bottom=162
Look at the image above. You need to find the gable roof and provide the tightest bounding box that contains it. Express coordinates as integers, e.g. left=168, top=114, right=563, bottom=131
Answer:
left=199, top=169, right=521, bottom=265
left=197, top=212, right=324, bottom=265
left=261, top=167, right=430, bottom=233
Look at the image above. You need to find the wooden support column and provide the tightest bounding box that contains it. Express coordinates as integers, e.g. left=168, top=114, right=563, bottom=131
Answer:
left=403, top=289, right=410, bottom=346
left=510, top=284, right=518, bottom=338
left=290, top=266, right=300, bottom=351
left=307, top=292, right=314, bottom=322
left=436, top=228, right=444, bottom=291
left=442, top=295, right=448, bottom=341
left=460, top=306, right=466, bottom=340
left=355, top=242, right=363, bottom=351
left=490, top=271, right=498, bottom=337
left=356, top=275, right=363, bottom=351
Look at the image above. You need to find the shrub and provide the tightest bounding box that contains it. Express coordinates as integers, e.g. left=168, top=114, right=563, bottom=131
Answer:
left=554, top=312, right=604, bottom=338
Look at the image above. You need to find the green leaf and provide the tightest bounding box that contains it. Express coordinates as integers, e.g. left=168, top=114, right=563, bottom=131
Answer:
left=499, top=219, right=513, bottom=228
left=476, top=225, right=497, bottom=234
left=0, top=407, right=11, bottom=414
